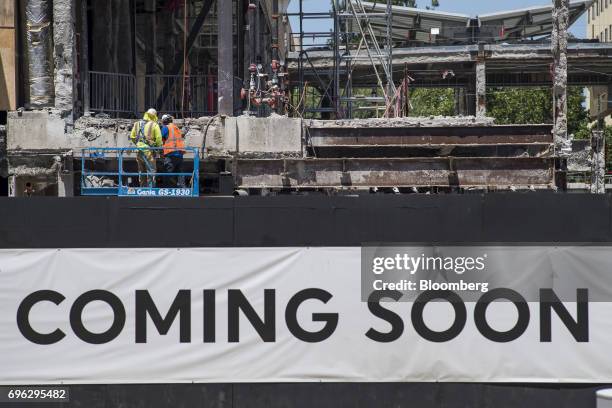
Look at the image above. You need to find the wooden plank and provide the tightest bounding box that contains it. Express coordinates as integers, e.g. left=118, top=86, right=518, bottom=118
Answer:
left=0, top=0, right=14, bottom=28
left=0, top=0, right=15, bottom=110
left=0, top=28, right=15, bottom=110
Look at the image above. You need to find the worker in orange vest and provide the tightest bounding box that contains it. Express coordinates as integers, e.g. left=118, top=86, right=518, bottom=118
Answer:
left=161, top=114, right=186, bottom=188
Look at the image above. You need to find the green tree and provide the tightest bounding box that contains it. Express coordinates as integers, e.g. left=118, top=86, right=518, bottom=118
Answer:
left=408, top=88, right=454, bottom=116
left=487, top=87, right=590, bottom=139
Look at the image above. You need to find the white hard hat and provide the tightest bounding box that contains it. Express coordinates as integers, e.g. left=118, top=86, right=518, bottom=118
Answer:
left=146, top=108, right=157, bottom=117
left=161, top=114, right=172, bottom=122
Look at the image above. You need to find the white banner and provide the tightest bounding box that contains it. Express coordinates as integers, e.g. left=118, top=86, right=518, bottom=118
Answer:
left=0, top=247, right=611, bottom=384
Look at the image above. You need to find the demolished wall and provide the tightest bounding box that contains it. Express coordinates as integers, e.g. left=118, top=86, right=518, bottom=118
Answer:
left=7, top=112, right=222, bottom=155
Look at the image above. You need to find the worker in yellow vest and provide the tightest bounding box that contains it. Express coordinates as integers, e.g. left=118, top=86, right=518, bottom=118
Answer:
left=161, top=114, right=186, bottom=188
left=130, top=108, right=162, bottom=188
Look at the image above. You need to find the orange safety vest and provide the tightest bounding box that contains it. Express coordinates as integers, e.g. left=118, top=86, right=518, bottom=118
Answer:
left=163, top=123, right=186, bottom=156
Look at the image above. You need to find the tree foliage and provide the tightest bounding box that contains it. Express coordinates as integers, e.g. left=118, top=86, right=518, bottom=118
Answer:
left=408, top=88, right=454, bottom=116
left=487, top=87, right=590, bottom=139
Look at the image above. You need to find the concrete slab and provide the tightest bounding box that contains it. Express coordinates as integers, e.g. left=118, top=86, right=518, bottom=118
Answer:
left=224, top=115, right=302, bottom=154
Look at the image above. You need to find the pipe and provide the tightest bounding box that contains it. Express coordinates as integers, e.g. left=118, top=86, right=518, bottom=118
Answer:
left=255, top=0, right=261, bottom=64
left=271, top=0, right=280, bottom=113
left=271, top=0, right=279, bottom=64
left=248, top=3, right=256, bottom=65
left=25, top=0, right=55, bottom=107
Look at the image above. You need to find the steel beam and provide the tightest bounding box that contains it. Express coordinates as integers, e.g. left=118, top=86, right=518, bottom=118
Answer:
left=307, top=124, right=554, bottom=146
left=235, top=157, right=554, bottom=188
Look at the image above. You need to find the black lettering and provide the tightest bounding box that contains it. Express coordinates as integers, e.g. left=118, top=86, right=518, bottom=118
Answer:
left=70, top=290, right=126, bottom=344
left=135, top=290, right=191, bottom=343
left=203, top=290, right=216, bottom=343
left=540, top=289, right=589, bottom=342
left=474, top=288, right=529, bottom=342
left=17, top=290, right=66, bottom=345
left=412, top=290, right=466, bottom=342
left=228, top=289, right=275, bottom=342
left=285, top=288, right=338, bottom=342
left=366, top=290, right=404, bottom=342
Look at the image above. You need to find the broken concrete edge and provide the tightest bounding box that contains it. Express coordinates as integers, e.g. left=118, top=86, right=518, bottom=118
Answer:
left=8, top=154, right=63, bottom=176
left=305, top=116, right=496, bottom=128
left=6, top=110, right=222, bottom=155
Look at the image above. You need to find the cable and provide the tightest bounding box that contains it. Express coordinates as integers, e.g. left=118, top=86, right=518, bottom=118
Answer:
left=201, top=115, right=220, bottom=160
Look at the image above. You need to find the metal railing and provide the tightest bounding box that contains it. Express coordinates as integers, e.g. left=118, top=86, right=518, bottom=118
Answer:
left=81, top=147, right=200, bottom=197
left=88, top=71, right=137, bottom=116
left=87, top=72, right=234, bottom=118
left=144, top=74, right=218, bottom=118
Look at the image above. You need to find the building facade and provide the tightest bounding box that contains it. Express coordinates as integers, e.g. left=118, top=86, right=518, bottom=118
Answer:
left=587, top=0, right=612, bottom=120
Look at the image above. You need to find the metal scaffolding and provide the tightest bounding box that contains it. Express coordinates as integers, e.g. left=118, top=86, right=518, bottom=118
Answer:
left=290, top=0, right=394, bottom=119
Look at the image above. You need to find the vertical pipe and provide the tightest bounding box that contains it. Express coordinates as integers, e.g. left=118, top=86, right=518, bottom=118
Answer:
left=255, top=0, right=261, bottom=64
left=386, top=0, right=393, bottom=90
left=298, top=0, right=304, bottom=113
left=25, top=0, right=55, bottom=108
left=81, top=0, right=90, bottom=116
left=333, top=0, right=340, bottom=118
left=271, top=0, right=279, bottom=63
left=271, top=0, right=280, bottom=113
left=248, top=3, right=256, bottom=64
left=218, top=0, right=235, bottom=116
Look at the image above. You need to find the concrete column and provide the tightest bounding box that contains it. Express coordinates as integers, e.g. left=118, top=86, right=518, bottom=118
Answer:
left=57, top=155, right=74, bottom=197
left=552, top=0, right=570, bottom=153
left=218, top=0, right=235, bottom=116
left=8, top=175, right=15, bottom=197
left=57, top=172, right=74, bottom=197
left=591, top=130, right=606, bottom=194
left=53, top=0, right=75, bottom=118
left=25, top=0, right=55, bottom=108
left=475, top=60, right=486, bottom=117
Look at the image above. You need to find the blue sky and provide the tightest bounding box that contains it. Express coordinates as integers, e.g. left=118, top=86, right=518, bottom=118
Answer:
left=288, top=0, right=587, bottom=38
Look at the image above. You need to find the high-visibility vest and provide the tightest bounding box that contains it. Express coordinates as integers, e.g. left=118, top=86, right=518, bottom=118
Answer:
left=134, top=120, right=156, bottom=146
left=163, top=123, right=185, bottom=156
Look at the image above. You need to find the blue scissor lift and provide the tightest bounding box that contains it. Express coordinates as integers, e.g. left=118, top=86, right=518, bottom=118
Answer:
left=81, top=147, right=200, bottom=197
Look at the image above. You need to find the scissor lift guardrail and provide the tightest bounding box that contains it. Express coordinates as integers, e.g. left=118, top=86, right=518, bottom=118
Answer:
left=81, top=147, right=200, bottom=197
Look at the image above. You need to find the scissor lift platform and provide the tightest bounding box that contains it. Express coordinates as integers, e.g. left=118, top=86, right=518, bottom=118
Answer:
left=81, top=147, right=200, bottom=197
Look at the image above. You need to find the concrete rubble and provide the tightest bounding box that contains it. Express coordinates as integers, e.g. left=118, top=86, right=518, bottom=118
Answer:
left=306, top=116, right=496, bottom=128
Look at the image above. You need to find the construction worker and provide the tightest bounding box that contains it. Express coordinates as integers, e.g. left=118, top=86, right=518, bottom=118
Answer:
left=130, top=108, right=162, bottom=188
left=161, top=114, right=186, bottom=188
